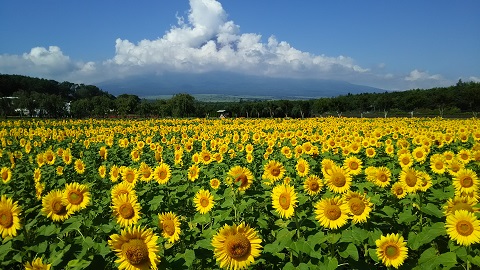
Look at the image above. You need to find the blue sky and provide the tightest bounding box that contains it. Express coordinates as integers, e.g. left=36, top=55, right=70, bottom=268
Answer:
left=1, top=0, right=479, bottom=91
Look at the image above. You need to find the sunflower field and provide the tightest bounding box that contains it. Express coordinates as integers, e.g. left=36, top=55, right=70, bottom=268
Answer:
left=1, top=117, right=480, bottom=269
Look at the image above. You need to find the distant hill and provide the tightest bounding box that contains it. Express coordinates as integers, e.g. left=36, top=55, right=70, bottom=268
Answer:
left=97, top=71, right=385, bottom=99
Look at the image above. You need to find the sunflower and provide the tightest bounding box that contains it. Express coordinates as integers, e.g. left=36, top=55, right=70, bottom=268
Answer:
left=271, top=184, right=298, bottom=219
left=24, top=258, right=51, bottom=270
left=187, top=164, right=200, bottom=182
left=42, top=189, right=72, bottom=222
left=158, top=212, right=181, bottom=243
left=130, top=148, right=141, bottom=162
left=44, top=149, right=56, bottom=165
left=193, top=189, right=214, bottom=214
left=295, top=158, right=309, bottom=177
left=210, top=178, right=221, bottom=190
left=398, top=153, right=413, bottom=168
left=344, top=191, right=372, bottom=224
left=445, top=210, right=480, bottom=246
left=365, top=147, right=376, bottom=158
left=108, top=226, right=160, bottom=270
left=110, top=165, right=120, bottom=182
left=98, top=165, right=107, bottom=179
left=391, top=182, right=407, bottom=199
left=430, top=154, right=446, bottom=175
left=62, top=148, right=72, bottom=165
left=35, top=181, right=45, bottom=200
left=457, top=149, right=472, bottom=164
left=369, top=167, right=392, bottom=188
left=99, top=146, right=108, bottom=160
left=1, top=167, right=12, bottom=184
left=342, top=156, right=363, bottom=175
left=324, top=165, right=352, bottom=194
left=122, top=167, right=138, bottom=186
left=0, top=195, right=21, bottom=238
left=303, top=175, right=323, bottom=196
left=112, top=194, right=141, bottom=227
left=153, top=163, right=171, bottom=185
left=448, top=158, right=464, bottom=176
left=281, top=146, right=292, bottom=159
left=36, top=153, right=45, bottom=167
left=453, top=169, right=478, bottom=196
left=314, top=196, right=350, bottom=229
left=262, top=160, right=286, bottom=183
left=63, top=182, right=90, bottom=212
left=211, top=222, right=262, bottom=270
left=111, top=181, right=135, bottom=199
left=412, top=147, right=427, bottom=164
left=245, top=153, right=253, bottom=164
left=444, top=196, right=479, bottom=216
left=139, top=162, right=153, bottom=182
left=228, top=166, right=254, bottom=191
left=74, top=159, right=86, bottom=174
left=321, top=158, right=335, bottom=177
left=200, top=150, right=213, bottom=165
left=399, top=168, right=420, bottom=193
left=375, top=233, right=408, bottom=268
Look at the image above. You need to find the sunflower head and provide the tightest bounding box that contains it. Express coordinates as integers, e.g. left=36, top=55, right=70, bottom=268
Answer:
left=193, top=189, right=214, bottom=214
left=314, top=196, right=350, bottom=229
left=0, top=195, right=22, bottom=238
left=42, top=190, right=72, bottom=222
left=303, top=175, right=323, bottom=196
left=375, top=233, right=408, bottom=269
left=158, top=212, right=181, bottom=243
left=24, top=257, right=51, bottom=270
left=63, top=182, right=90, bottom=212
left=271, top=184, right=298, bottom=219
left=446, top=210, right=480, bottom=246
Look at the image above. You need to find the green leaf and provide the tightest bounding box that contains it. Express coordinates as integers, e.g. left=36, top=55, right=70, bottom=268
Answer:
left=338, top=243, right=359, bottom=261
left=469, top=255, right=480, bottom=267
left=184, top=249, right=195, bottom=267
left=149, top=195, right=164, bottom=211
left=289, top=239, right=313, bottom=257
left=368, top=248, right=379, bottom=262
left=397, top=207, right=417, bottom=224
left=0, top=241, right=12, bottom=261
left=420, top=203, right=444, bottom=218
left=61, top=220, right=81, bottom=236
left=282, top=262, right=296, bottom=270
left=38, top=224, right=58, bottom=236
left=417, top=248, right=457, bottom=270
left=381, top=206, right=396, bottom=217
left=408, top=222, right=446, bottom=250
left=307, top=231, right=326, bottom=247
left=67, top=259, right=92, bottom=269
left=351, top=227, right=369, bottom=243
left=195, top=239, right=211, bottom=250
left=324, top=256, right=338, bottom=270
left=30, top=240, right=48, bottom=253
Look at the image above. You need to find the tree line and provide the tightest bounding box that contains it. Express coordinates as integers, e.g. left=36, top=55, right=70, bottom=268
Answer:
left=1, top=74, right=479, bottom=118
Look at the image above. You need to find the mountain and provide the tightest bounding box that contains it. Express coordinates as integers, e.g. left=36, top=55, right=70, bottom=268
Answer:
left=97, top=72, right=385, bottom=99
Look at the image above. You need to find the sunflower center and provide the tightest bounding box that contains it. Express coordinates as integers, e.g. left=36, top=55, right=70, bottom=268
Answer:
left=377, top=173, right=388, bottom=182
left=460, top=176, right=473, bottom=188
left=331, top=173, right=346, bottom=187
left=401, top=157, right=410, bottom=165
left=435, top=161, right=444, bottom=170
left=298, top=164, right=305, bottom=173
left=308, top=181, right=320, bottom=192
left=126, top=172, right=135, bottom=183
left=385, top=244, right=399, bottom=259
left=119, top=203, right=135, bottom=219
left=158, top=170, right=166, bottom=179
left=235, top=174, right=248, bottom=187
left=0, top=209, right=13, bottom=228
left=349, top=198, right=365, bottom=215
left=271, top=168, right=281, bottom=177
left=67, top=190, right=83, bottom=205
left=394, top=186, right=405, bottom=195
left=278, top=193, right=291, bottom=210
left=142, top=170, right=151, bottom=178
left=200, top=197, right=210, bottom=208
left=456, top=220, right=474, bottom=236
left=349, top=162, right=358, bottom=170
left=405, top=172, right=417, bottom=187
left=123, top=239, right=149, bottom=266
left=162, top=219, right=176, bottom=236
left=225, top=233, right=251, bottom=259
left=1, top=171, right=8, bottom=180
left=416, top=151, right=423, bottom=158
left=324, top=204, right=342, bottom=220
left=52, top=200, right=68, bottom=215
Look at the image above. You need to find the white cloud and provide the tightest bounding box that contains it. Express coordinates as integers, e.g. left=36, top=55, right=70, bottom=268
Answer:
left=469, top=76, right=480, bottom=82
left=404, top=69, right=443, bottom=81
left=107, top=0, right=369, bottom=79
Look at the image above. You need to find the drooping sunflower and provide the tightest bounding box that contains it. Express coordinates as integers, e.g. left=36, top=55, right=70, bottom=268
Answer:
left=153, top=163, right=171, bottom=185
left=343, top=191, right=373, bottom=224
left=56, top=166, right=64, bottom=176
left=228, top=166, right=254, bottom=191
left=314, top=196, right=350, bottom=229
left=112, top=194, right=141, bottom=227
left=0, top=195, right=21, bottom=238
left=1, top=167, right=12, bottom=184
left=99, top=146, right=108, bottom=160
left=33, top=167, right=41, bottom=183
left=444, top=196, right=479, bottom=216
left=138, top=162, right=153, bottom=182
left=158, top=212, right=181, bottom=243
left=63, top=182, right=90, bottom=212
left=447, top=158, right=464, bottom=176
left=211, top=222, right=262, bottom=270
left=391, top=182, right=408, bottom=199
left=193, top=189, right=214, bottom=214
left=108, top=226, right=160, bottom=270
left=417, top=171, right=433, bottom=192
left=321, top=158, right=336, bottom=177
left=62, top=148, right=72, bottom=165
left=295, top=158, right=310, bottom=177
left=74, top=159, right=86, bottom=174
left=187, top=164, right=200, bottom=182
left=303, top=175, right=323, bottom=196
left=342, top=156, right=363, bottom=175
left=111, top=181, right=135, bottom=199
left=35, top=181, right=45, bottom=200
left=262, top=160, right=286, bottom=183
left=271, top=184, right=298, bottom=219
left=122, top=167, right=138, bottom=186
left=24, top=257, right=51, bottom=270
left=375, top=233, right=408, bottom=269
left=324, top=165, right=352, bottom=194
left=110, top=165, right=120, bottom=182
left=98, top=165, right=107, bottom=179
left=42, top=189, right=72, bottom=222
left=452, top=168, right=478, bottom=196
left=445, top=210, right=480, bottom=246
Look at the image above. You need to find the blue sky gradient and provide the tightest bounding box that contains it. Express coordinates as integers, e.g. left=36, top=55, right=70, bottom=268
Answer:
left=1, top=0, right=479, bottom=91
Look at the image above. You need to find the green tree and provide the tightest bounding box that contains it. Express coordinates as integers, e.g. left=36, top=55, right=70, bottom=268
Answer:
left=116, top=94, right=140, bottom=116
left=169, top=93, right=195, bottom=118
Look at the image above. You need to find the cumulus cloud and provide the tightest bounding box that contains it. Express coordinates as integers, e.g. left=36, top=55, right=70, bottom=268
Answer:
left=107, top=0, right=369, bottom=79
left=404, top=69, right=442, bottom=81
left=469, top=76, right=480, bottom=82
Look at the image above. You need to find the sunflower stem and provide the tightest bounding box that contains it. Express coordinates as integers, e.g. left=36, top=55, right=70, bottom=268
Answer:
left=294, top=211, right=303, bottom=263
